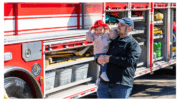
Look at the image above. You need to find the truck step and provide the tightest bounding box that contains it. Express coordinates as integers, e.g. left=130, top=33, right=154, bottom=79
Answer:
left=45, top=83, right=97, bottom=99
left=45, top=77, right=93, bottom=95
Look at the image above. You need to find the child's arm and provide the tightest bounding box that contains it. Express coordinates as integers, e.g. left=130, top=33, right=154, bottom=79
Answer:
left=106, top=26, right=117, bottom=39
left=86, top=27, right=94, bottom=42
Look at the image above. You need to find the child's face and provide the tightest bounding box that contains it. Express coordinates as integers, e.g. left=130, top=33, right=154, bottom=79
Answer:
left=95, top=26, right=104, bottom=35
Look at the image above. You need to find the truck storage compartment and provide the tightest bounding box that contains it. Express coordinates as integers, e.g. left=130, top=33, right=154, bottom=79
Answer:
left=45, top=70, right=56, bottom=91
left=72, top=63, right=89, bottom=82
left=131, top=11, right=146, bottom=22
left=105, top=2, right=129, bottom=26
left=45, top=46, right=94, bottom=70
left=133, top=10, right=149, bottom=70
left=106, top=11, right=128, bottom=26
left=44, top=45, right=99, bottom=97
left=106, top=6, right=150, bottom=73
left=56, top=67, right=72, bottom=87
left=153, top=8, right=167, bottom=64
left=107, top=11, right=146, bottom=35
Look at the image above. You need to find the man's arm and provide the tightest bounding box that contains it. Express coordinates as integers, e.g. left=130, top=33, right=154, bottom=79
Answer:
left=108, top=42, right=141, bottom=67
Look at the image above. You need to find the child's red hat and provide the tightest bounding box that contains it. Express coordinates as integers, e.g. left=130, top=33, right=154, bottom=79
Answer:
left=91, top=20, right=108, bottom=29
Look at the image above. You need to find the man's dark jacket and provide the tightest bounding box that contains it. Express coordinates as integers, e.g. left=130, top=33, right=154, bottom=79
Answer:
left=96, top=34, right=142, bottom=87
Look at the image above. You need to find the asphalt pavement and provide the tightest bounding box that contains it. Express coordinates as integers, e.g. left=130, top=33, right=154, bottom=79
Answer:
left=81, top=66, right=176, bottom=99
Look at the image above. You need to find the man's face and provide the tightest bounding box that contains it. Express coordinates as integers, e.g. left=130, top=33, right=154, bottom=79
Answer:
left=117, top=22, right=129, bottom=36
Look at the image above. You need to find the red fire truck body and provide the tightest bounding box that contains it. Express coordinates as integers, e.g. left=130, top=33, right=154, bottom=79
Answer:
left=4, top=2, right=176, bottom=99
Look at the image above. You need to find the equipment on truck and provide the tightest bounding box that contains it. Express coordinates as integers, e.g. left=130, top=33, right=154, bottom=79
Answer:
left=132, top=11, right=144, bottom=17
left=133, top=37, right=145, bottom=42
left=110, top=12, right=119, bottom=18
left=154, top=12, right=164, bottom=21
left=154, top=42, right=161, bottom=58
left=153, top=27, right=163, bottom=35
left=172, top=47, right=176, bottom=52
left=46, top=46, right=91, bottom=65
left=106, top=14, right=117, bottom=25
left=173, top=21, right=176, bottom=35
left=49, top=46, right=90, bottom=57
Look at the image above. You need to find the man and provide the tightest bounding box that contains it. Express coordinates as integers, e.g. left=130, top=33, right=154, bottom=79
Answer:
left=96, top=17, right=142, bottom=98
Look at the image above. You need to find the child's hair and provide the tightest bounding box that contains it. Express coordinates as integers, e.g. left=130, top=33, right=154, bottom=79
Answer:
left=94, top=27, right=106, bottom=31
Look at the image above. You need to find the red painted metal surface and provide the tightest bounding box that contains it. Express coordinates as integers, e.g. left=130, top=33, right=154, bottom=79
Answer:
left=102, top=2, right=105, bottom=14
left=4, top=3, right=17, bottom=35
left=154, top=3, right=168, bottom=8
left=4, top=2, right=104, bottom=36
left=4, top=41, right=44, bottom=94
left=45, top=40, right=93, bottom=51
left=4, top=3, right=14, bottom=16
left=85, top=3, right=103, bottom=14
left=128, top=2, right=131, bottom=17
left=13, top=4, right=18, bottom=35
left=18, top=3, right=80, bottom=16
left=171, top=3, right=176, bottom=8
left=4, top=3, right=82, bottom=36
left=131, top=2, right=149, bottom=9
left=4, top=3, right=81, bottom=16
left=150, top=2, right=154, bottom=68
left=105, top=2, right=128, bottom=10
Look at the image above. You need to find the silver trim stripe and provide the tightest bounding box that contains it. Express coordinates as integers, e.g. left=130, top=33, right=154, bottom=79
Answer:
left=4, top=29, right=89, bottom=45
left=44, top=37, right=86, bottom=45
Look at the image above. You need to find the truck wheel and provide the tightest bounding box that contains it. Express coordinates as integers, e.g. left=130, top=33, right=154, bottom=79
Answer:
left=4, top=77, right=34, bottom=98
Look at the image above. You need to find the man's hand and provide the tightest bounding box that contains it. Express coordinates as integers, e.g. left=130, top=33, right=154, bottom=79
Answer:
left=104, top=55, right=110, bottom=63
left=97, top=55, right=110, bottom=66
left=97, top=55, right=105, bottom=66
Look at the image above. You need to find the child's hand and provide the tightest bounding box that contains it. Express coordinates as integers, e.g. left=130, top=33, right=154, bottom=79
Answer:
left=89, top=27, right=93, bottom=32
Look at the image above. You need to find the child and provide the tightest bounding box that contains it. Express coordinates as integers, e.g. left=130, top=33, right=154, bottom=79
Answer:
left=86, top=20, right=117, bottom=85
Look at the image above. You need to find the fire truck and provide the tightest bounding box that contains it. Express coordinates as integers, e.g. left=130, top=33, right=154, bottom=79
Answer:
left=4, top=2, right=176, bottom=99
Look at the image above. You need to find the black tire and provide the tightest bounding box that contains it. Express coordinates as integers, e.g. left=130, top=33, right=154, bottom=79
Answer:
left=4, top=77, right=34, bottom=98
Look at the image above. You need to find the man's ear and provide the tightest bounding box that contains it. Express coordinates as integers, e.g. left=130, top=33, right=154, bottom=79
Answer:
left=128, top=26, right=132, bottom=32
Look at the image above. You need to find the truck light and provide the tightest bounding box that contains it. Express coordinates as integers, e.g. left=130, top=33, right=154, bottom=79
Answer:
left=32, top=63, right=41, bottom=77
left=39, top=76, right=44, bottom=83
left=4, top=52, right=12, bottom=61
left=25, top=49, right=31, bottom=58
